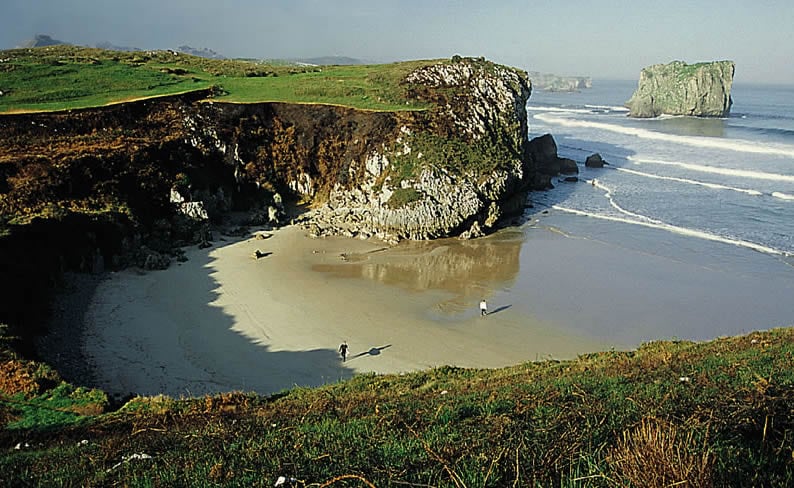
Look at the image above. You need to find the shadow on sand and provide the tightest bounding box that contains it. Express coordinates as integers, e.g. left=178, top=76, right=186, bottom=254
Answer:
left=349, top=344, right=392, bottom=361
left=487, top=304, right=512, bottom=316
left=41, top=236, right=357, bottom=402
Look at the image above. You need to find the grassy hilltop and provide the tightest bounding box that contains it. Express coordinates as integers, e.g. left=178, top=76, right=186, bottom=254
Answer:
left=0, top=45, right=433, bottom=113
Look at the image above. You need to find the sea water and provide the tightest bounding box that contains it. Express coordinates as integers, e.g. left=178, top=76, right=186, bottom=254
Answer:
left=516, top=81, right=794, bottom=345
left=527, top=81, right=794, bottom=257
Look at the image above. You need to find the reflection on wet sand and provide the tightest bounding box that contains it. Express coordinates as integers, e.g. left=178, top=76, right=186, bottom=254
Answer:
left=313, top=229, right=524, bottom=313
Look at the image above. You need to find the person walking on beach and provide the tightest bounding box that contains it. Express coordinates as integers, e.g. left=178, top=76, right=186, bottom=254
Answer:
left=479, top=299, right=488, bottom=316
left=339, top=341, right=349, bottom=362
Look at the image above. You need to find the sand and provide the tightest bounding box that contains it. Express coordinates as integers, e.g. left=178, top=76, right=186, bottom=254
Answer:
left=77, top=225, right=604, bottom=398
left=74, top=214, right=794, bottom=399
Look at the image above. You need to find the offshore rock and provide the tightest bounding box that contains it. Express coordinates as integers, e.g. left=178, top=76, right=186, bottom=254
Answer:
left=585, top=153, right=608, bottom=168
left=527, top=133, right=575, bottom=176
left=625, top=60, right=735, bottom=117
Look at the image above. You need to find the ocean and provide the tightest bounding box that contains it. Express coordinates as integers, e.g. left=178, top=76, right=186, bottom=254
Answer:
left=505, top=80, right=794, bottom=346
left=290, top=80, right=794, bottom=353
left=527, top=80, right=794, bottom=258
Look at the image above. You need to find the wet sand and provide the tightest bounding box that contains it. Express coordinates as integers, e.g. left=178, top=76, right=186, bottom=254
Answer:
left=78, top=225, right=603, bottom=398
left=75, top=212, right=794, bottom=398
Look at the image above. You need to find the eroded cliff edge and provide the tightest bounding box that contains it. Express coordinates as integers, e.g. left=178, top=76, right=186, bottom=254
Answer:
left=192, top=58, right=538, bottom=242
left=1, top=57, right=540, bottom=246
left=0, top=57, right=556, bottom=344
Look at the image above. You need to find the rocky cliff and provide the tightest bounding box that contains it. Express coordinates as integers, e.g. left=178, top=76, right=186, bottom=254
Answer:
left=0, top=55, right=547, bottom=352
left=1, top=57, right=538, bottom=245
left=187, top=56, right=535, bottom=242
left=625, top=60, right=735, bottom=118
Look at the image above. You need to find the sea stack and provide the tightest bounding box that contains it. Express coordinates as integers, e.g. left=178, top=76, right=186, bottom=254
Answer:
left=625, top=60, right=735, bottom=118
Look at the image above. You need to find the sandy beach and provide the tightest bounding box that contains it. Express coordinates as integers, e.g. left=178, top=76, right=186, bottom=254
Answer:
left=76, top=224, right=605, bottom=398
left=62, top=210, right=794, bottom=399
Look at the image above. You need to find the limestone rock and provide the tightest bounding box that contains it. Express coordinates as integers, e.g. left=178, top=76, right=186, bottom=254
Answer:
left=141, top=249, right=170, bottom=270
left=298, top=57, right=534, bottom=242
left=625, top=60, right=735, bottom=117
left=178, top=201, right=209, bottom=221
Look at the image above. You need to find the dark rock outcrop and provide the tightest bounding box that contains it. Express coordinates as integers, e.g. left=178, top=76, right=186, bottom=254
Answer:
left=527, top=133, right=578, bottom=175
left=625, top=60, right=735, bottom=118
left=1, top=58, right=539, bottom=254
left=585, top=153, right=608, bottom=168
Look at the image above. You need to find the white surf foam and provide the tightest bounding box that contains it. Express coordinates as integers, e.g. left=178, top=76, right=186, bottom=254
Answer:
left=534, top=113, right=794, bottom=158
left=772, top=192, right=794, bottom=201
left=526, top=106, right=594, bottom=114
left=552, top=205, right=787, bottom=256
left=615, top=167, right=764, bottom=196
left=584, top=104, right=630, bottom=112
left=629, top=156, right=794, bottom=183
left=591, top=179, right=664, bottom=225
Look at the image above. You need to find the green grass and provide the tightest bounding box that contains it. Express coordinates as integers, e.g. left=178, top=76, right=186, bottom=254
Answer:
left=0, top=45, right=434, bottom=113
left=2, top=328, right=793, bottom=486
left=2, top=382, right=107, bottom=431
left=0, top=51, right=211, bottom=112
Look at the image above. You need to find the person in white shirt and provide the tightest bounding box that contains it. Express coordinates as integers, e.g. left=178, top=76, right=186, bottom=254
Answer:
left=479, top=300, right=488, bottom=316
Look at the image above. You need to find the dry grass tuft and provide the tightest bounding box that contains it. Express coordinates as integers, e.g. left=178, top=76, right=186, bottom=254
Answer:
left=608, top=417, right=714, bottom=487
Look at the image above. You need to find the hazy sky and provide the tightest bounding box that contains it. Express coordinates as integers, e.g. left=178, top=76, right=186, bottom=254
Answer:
left=3, top=0, right=793, bottom=84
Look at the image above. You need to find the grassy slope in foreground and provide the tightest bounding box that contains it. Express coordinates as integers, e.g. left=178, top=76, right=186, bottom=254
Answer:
left=0, top=45, right=432, bottom=113
left=1, top=328, right=792, bottom=486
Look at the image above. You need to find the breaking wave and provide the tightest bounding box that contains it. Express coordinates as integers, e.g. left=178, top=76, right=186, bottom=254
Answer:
left=628, top=157, right=794, bottom=183
left=614, top=167, right=764, bottom=196
left=551, top=205, right=788, bottom=257
left=534, top=113, right=794, bottom=158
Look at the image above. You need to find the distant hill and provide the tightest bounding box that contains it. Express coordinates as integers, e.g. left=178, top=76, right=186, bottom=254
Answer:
left=19, top=34, right=68, bottom=48
left=295, top=56, right=365, bottom=66
left=176, top=45, right=226, bottom=59
left=95, top=41, right=141, bottom=52
left=12, top=35, right=363, bottom=67
left=528, top=71, right=592, bottom=92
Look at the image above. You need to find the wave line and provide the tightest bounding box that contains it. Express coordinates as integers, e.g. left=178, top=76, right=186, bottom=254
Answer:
left=527, top=106, right=594, bottom=114
left=592, top=179, right=665, bottom=225
left=629, top=157, right=794, bottom=183
left=615, top=167, right=764, bottom=195
left=552, top=205, right=787, bottom=256
left=534, top=113, right=794, bottom=158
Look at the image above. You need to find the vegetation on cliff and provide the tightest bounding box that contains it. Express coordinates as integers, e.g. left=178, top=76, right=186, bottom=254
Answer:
left=2, top=327, right=793, bottom=486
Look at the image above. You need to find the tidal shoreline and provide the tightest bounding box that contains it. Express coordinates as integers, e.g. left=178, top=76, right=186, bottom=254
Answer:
left=40, top=208, right=794, bottom=399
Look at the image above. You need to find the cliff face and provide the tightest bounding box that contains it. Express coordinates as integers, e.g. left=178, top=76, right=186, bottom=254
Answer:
left=625, top=60, right=735, bottom=118
left=0, top=56, right=539, bottom=348
left=189, top=57, right=534, bottom=242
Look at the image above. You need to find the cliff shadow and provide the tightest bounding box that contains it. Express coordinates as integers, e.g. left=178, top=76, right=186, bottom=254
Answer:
left=45, top=237, right=357, bottom=402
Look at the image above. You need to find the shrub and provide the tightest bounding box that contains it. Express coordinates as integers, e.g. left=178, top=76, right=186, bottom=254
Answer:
left=386, top=188, right=422, bottom=209
left=608, top=417, right=714, bottom=487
